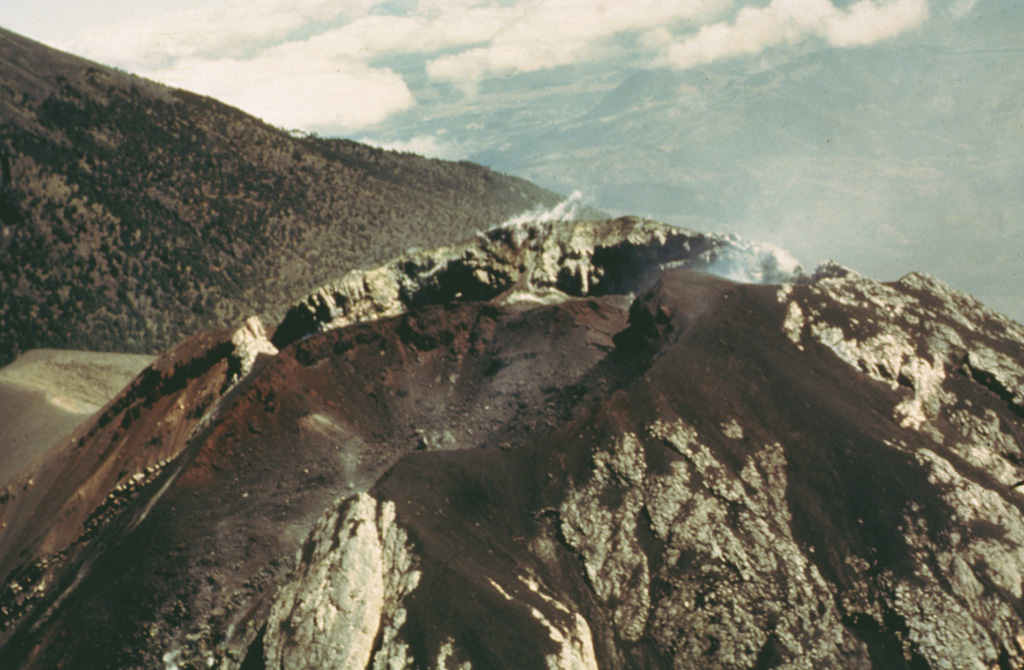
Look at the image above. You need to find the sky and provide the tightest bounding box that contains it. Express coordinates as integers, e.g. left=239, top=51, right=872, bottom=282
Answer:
left=1, top=0, right=947, bottom=133
left=1, top=0, right=1022, bottom=320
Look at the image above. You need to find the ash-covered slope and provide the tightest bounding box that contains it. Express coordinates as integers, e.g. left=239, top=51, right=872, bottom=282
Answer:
left=0, top=350, right=154, bottom=484
left=0, top=26, right=572, bottom=366
left=3, top=219, right=1024, bottom=669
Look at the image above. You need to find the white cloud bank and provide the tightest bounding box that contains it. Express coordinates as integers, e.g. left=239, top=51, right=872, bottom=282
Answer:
left=669, top=0, right=930, bottom=69
left=424, top=0, right=731, bottom=93
left=63, top=0, right=368, bottom=66
left=150, top=49, right=414, bottom=132
left=51, top=0, right=949, bottom=132
left=63, top=0, right=421, bottom=132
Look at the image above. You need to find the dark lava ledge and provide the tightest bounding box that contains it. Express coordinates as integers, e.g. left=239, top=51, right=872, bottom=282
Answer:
left=3, top=218, right=1024, bottom=669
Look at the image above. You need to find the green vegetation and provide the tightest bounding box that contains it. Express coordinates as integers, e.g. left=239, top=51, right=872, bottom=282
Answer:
left=0, top=34, right=570, bottom=365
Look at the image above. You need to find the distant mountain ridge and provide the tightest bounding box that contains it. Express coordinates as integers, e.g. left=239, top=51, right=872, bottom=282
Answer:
left=0, top=26, right=577, bottom=366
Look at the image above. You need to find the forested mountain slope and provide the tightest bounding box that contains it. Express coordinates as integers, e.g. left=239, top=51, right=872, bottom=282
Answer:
left=0, top=27, right=571, bottom=365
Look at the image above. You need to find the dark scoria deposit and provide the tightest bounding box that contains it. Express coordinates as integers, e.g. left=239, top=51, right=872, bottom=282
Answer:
left=3, top=217, right=1024, bottom=669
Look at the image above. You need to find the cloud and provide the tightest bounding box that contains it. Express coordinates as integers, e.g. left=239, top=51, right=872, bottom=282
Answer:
left=59, top=0, right=515, bottom=129
left=138, top=44, right=414, bottom=132
left=702, top=235, right=804, bottom=284
left=425, top=0, right=732, bottom=91
left=279, top=10, right=513, bottom=62
left=668, top=0, right=930, bottom=69
left=63, top=0, right=512, bottom=74
left=828, top=0, right=931, bottom=46
left=59, top=0, right=735, bottom=127
left=53, top=0, right=938, bottom=131
left=62, top=0, right=426, bottom=132
left=61, top=0, right=373, bottom=66
left=949, top=0, right=979, bottom=19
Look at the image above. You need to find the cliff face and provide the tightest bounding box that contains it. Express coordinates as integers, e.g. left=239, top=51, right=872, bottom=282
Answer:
left=0, top=26, right=573, bottom=365
left=2, top=219, right=1024, bottom=669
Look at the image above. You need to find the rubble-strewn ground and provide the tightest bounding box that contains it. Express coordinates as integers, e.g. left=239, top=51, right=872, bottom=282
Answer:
left=3, top=219, right=1024, bottom=669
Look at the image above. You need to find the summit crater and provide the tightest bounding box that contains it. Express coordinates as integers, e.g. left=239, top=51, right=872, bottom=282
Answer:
left=2, top=219, right=1024, bottom=669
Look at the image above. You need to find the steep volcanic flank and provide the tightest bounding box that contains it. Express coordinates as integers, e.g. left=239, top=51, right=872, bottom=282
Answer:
left=3, top=219, right=1024, bottom=669
left=0, top=26, right=575, bottom=365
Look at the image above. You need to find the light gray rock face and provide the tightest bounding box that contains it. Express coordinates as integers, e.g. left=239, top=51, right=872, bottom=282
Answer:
left=780, top=269, right=1024, bottom=481
left=270, top=217, right=798, bottom=349
left=228, top=316, right=278, bottom=382
left=267, top=492, right=600, bottom=670
left=265, top=494, right=420, bottom=670
left=768, top=269, right=1024, bottom=669
left=559, top=424, right=856, bottom=668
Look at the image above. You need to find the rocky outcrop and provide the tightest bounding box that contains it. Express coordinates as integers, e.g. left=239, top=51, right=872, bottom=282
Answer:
left=780, top=269, right=1024, bottom=478
left=270, top=217, right=800, bottom=349
left=256, top=268, right=1024, bottom=670
left=0, top=317, right=276, bottom=646
left=264, top=494, right=421, bottom=670
left=3, top=220, right=1024, bottom=669
left=229, top=316, right=279, bottom=382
